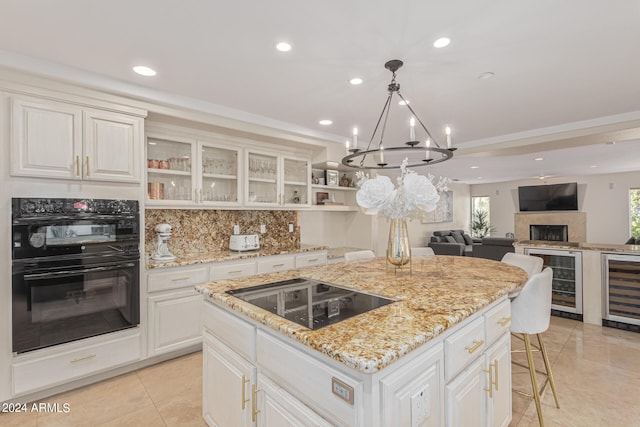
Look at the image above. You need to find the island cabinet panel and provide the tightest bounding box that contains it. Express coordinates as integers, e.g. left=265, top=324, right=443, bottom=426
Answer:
left=445, top=356, right=488, bottom=427
left=257, top=373, right=334, bottom=427
left=485, top=334, right=512, bottom=427
left=203, top=332, right=256, bottom=427
left=202, top=300, right=256, bottom=362
left=484, top=300, right=511, bottom=346
left=256, top=330, right=362, bottom=427
left=379, top=343, right=444, bottom=427
left=444, top=317, right=486, bottom=381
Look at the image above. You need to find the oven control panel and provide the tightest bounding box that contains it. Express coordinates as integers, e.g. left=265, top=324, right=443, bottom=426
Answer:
left=12, top=198, right=139, bottom=217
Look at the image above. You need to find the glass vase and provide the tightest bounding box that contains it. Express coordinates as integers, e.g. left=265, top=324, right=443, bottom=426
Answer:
left=386, top=218, right=411, bottom=267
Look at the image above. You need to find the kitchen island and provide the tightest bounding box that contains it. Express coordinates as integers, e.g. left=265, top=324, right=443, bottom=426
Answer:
left=197, top=256, right=527, bottom=426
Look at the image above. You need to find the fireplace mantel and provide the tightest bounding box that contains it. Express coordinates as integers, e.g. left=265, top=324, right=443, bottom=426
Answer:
left=514, top=212, right=586, bottom=242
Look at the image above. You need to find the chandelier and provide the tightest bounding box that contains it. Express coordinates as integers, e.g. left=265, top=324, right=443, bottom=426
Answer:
left=341, top=59, right=456, bottom=170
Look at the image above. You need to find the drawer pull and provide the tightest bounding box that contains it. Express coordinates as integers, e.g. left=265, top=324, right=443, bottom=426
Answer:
left=241, top=375, right=250, bottom=410
left=498, top=316, right=512, bottom=327
left=272, top=263, right=285, bottom=268
left=70, top=354, right=96, bottom=363
left=251, top=384, right=261, bottom=422
left=228, top=270, right=243, bottom=274
left=307, top=258, right=319, bottom=262
left=465, top=339, right=484, bottom=354
left=75, top=155, right=80, bottom=176
left=171, top=277, right=190, bottom=282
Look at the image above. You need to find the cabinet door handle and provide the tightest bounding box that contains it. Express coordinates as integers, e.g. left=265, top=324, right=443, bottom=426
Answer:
left=483, top=362, right=494, bottom=398
left=85, top=156, right=90, bottom=176
left=251, top=384, right=261, bottom=422
left=498, top=316, right=511, bottom=327
left=75, top=155, right=80, bottom=176
left=241, top=375, right=250, bottom=410
left=199, top=189, right=203, bottom=203
left=493, top=359, right=499, bottom=391
left=70, top=353, right=96, bottom=363
left=465, top=339, right=484, bottom=354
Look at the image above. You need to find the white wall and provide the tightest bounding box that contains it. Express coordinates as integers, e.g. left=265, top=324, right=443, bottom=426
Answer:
left=471, top=171, right=640, bottom=244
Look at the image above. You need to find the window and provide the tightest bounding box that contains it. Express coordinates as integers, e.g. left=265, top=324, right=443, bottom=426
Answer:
left=471, top=196, right=492, bottom=238
left=630, top=189, right=640, bottom=237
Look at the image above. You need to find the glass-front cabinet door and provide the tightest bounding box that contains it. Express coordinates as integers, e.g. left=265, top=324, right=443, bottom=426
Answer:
left=246, top=151, right=279, bottom=206
left=146, top=136, right=195, bottom=204
left=245, top=150, right=310, bottom=207
left=282, top=157, right=310, bottom=206
left=199, top=141, right=240, bottom=206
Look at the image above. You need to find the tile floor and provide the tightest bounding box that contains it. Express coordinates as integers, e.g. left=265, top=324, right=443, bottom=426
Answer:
left=1, top=317, right=638, bottom=426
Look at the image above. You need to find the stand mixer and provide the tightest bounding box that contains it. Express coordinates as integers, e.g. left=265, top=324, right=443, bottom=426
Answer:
left=151, top=223, right=176, bottom=262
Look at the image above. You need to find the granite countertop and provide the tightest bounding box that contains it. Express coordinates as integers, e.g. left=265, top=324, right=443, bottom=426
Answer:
left=326, top=246, right=369, bottom=259
left=515, top=240, right=640, bottom=254
left=147, top=244, right=328, bottom=269
left=197, top=256, right=527, bottom=373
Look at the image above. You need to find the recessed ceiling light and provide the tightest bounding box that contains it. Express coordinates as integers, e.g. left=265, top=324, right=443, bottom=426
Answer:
left=318, top=119, right=333, bottom=125
left=538, top=175, right=546, bottom=180
left=433, top=37, right=451, bottom=48
left=133, top=65, right=156, bottom=77
left=398, top=100, right=410, bottom=106
left=349, top=77, right=363, bottom=85
left=590, top=165, right=598, bottom=168
left=275, top=42, right=292, bottom=52
left=478, top=72, right=495, bottom=80
left=477, top=177, right=483, bottom=179
left=470, top=166, right=479, bottom=169
left=534, top=157, right=544, bottom=161
left=148, top=141, right=157, bottom=145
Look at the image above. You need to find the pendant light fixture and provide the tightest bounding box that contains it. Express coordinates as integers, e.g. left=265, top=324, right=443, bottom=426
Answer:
left=342, top=59, right=456, bottom=170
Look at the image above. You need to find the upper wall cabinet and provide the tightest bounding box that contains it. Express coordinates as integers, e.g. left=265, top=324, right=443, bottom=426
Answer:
left=245, top=149, right=310, bottom=208
left=9, top=94, right=144, bottom=183
left=146, top=134, right=241, bottom=207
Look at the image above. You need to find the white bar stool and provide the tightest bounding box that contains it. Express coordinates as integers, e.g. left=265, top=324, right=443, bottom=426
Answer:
left=502, top=252, right=543, bottom=278
left=510, top=267, right=560, bottom=427
left=344, top=250, right=375, bottom=262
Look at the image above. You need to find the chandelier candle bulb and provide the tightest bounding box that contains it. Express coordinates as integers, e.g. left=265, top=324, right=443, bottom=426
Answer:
left=380, top=146, right=385, bottom=164
left=446, top=126, right=452, bottom=148
left=345, top=139, right=350, bottom=154
left=425, top=138, right=431, bottom=160
left=410, top=118, right=416, bottom=141
left=352, top=127, right=358, bottom=150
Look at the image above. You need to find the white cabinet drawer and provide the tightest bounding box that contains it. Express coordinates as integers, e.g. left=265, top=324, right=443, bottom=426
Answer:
left=295, top=251, right=327, bottom=268
left=209, top=260, right=257, bottom=281
left=147, top=266, right=208, bottom=293
left=257, top=330, right=361, bottom=427
left=12, top=333, right=141, bottom=395
left=148, top=289, right=203, bottom=357
left=444, top=317, right=486, bottom=381
left=485, top=299, right=511, bottom=346
left=202, top=301, right=256, bottom=362
left=257, top=255, right=295, bottom=274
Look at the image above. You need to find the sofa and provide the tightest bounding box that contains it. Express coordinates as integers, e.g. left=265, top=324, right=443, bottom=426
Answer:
left=471, top=237, right=516, bottom=260
left=428, top=230, right=480, bottom=256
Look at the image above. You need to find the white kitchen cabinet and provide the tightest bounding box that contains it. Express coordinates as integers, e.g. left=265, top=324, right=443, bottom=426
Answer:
left=257, top=373, right=334, bottom=427
left=147, top=289, right=203, bottom=357
left=485, top=334, right=511, bottom=427
left=209, top=259, right=258, bottom=281
left=295, top=251, right=328, bottom=268
left=146, top=265, right=208, bottom=357
left=446, top=356, right=487, bottom=427
left=203, top=331, right=256, bottom=427
left=245, top=149, right=310, bottom=208
left=10, top=94, right=143, bottom=182
left=257, top=254, right=297, bottom=274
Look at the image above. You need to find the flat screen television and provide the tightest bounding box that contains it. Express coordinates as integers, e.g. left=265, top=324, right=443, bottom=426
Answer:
left=518, top=182, right=578, bottom=211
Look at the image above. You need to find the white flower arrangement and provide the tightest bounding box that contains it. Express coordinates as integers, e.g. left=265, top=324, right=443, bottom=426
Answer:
left=355, top=158, right=450, bottom=220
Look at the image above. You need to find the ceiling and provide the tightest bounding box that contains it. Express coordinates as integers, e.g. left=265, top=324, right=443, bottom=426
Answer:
left=1, top=0, right=640, bottom=184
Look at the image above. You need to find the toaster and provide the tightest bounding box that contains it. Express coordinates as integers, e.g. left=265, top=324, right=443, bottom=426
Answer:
left=229, top=234, right=260, bottom=252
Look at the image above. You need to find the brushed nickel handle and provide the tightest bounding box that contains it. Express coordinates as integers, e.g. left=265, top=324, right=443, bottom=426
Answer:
left=465, top=339, right=484, bottom=354
left=307, top=258, right=319, bottom=262
left=85, top=156, right=90, bottom=176
left=498, top=316, right=512, bottom=327
left=251, top=384, right=261, bottom=422
left=241, top=375, right=250, bottom=410
left=228, top=270, right=243, bottom=274
left=272, top=263, right=285, bottom=268
left=70, top=354, right=96, bottom=363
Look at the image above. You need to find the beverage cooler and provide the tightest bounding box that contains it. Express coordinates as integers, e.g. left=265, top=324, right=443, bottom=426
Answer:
left=603, top=254, right=640, bottom=329
left=524, top=248, right=583, bottom=320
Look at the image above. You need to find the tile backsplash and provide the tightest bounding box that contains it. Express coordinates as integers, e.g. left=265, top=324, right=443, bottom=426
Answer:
left=145, top=209, right=300, bottom=257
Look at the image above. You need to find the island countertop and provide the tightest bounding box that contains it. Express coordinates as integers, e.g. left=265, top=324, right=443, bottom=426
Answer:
left=196, top=256, right=527, bottom=373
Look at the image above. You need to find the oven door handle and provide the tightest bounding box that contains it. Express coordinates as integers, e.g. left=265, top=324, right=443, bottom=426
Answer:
left=23, top=262, right=137, bottom=280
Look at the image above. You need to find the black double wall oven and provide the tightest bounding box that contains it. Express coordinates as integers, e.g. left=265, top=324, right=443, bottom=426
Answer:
left=11, top=198, right=141, bottom=354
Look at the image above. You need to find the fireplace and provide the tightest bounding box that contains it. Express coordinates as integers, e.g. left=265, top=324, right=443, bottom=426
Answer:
left=530, top=225, right=568, bottom=242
